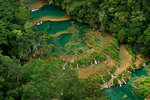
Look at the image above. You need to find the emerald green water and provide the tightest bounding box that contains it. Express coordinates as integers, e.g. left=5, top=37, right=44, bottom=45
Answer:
left=31, top=4, right=150, bottom=99
left=47, top=21, right=72, bottom=34
left=32, top=5, right=89, bottom=56
left=104, top=64, right=150, bottom=100
left=30, top=5, right=67, bottom=21
left=36, top=21, right=72, bottom=34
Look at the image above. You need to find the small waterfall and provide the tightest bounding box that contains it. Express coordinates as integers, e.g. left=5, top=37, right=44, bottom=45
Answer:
left=28, top=48, right=31, bottom=53
left=118, top=79, right=122, bottom=87
left=108, top=71, right=114, bottom=78
left=63, top=67, right=65, bottom=69
left=103, top=79, right=105, bottom=83
left=123, top=80, right=127, bottom=84
left=77, top=64, right=79, bottom=69
left=37, top=23, right=40, bottom=25
left=36, top=22, right=43, bottom=25
left=111, top=74, right=114, bottom=78
left=128, top=71, right=131, bottom=73
left=143, top=63, right=146, bottom=67
left=62, top=62, right=67, bottom=69
left=94, top=59, right=98, bottom=64
left=102, top=52, right=111, bottom=64
left=91, top=62, right=93, bottom=65
left=115, top=49, right=120, bottom=54
left=114, top=43, right=119, bottom=50
left=128, top=77, right=131, bottom=80
left=61, top=91, right=63, bottom=95
left=33, top=44, right=38, bottom=51
left=104, top=83, right=108, bottom=88
left=31, top=9, right=39, bottom=12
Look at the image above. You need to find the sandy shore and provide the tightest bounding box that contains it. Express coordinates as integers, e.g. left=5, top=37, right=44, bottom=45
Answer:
left=32, top=16, right=70, bottom=25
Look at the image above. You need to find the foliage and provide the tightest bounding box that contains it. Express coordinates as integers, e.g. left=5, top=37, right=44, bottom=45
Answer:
left=103, top=71, right=111, bottom=82
left=126, top=66, right=133, bottom=72
left=0, top=0, right=36, bottom=60
left=117, top=73, right=122, bottom=80
left=47, top=0, right=150, bottom=56
left=73, top=52, right=106, bottom=67
left=22, top=59, right=86, bottom=100
left=104, top=43, right=119, bottom=60
left=113, top=78, right=118, bottom=86
left=85, top=74, right=110, bottom=100
left=0, top=55, right=22, bottom=100
left=110, top=66, right=116, bottom=74
left=138, top=77, right=150, bottom=98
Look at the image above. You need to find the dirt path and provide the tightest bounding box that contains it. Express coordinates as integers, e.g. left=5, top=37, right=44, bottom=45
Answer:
left=114, top=45, right=132, bottom=76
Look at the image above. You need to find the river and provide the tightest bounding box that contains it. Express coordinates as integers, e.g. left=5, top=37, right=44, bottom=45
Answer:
left=29, top=2, right=149, bottom=100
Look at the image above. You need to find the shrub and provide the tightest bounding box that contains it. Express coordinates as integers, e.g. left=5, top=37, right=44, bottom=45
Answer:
left=103, top=71, right=111, bottom=82
left=117, top=73, right=122, bottom=80
left=90, top=40, right=94, bottom=44
left=94, top=53, right=106, bottom=62
left=74, top=57, right=90, bottom=67
left=116, top=60, right=120, bottom=66
left=132, top=57, right=136, bottom=62
left=110, top=66, right=116, bottom=74
left=126, top=66, right=133, bottom=72
left=113, top=78, right=118, bottom=85
left=125, top=45, right=130, bottom=52
left=132, top=64, right=136, bottom=68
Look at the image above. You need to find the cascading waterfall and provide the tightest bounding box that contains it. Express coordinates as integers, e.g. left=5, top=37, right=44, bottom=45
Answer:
left=143, top=63, right=146, bottom=67
left=114, top=43, right=119, bottom=50
left=94, top=59, right=98, bottom=64
left=28, top=48, right=31, bottom=53
left=103, top=53, right=111, bottom=64
left=31, top=8, right=39, bottom=12
left=62, top=62, right=67, bottom=69
left=36, top=21, right=43, bottom=25
left=108, top=71, right=114, bottom=78
left=115, top=49, right=120, bottom=54
left=123, top=80, right=127, bottom=84
left=61, top=91, right=63, bottom=95
left=33, top=44, right=38, bottom=51
left=104, top=83, right=109, bottom=88
left=77, top=63, right=79, bottom=69
left=117, top=79, right=122, bottom=87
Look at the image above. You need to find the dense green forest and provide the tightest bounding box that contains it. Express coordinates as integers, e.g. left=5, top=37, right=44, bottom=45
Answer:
left=0, top=1, right=109, bottom=99
left=47, top=0, right=150, bottom=56
left=0, top=0, right=36, bottom=61
left=137, top=77, right=150, bottom=98
left=0, top=0, right=150, bottom=99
